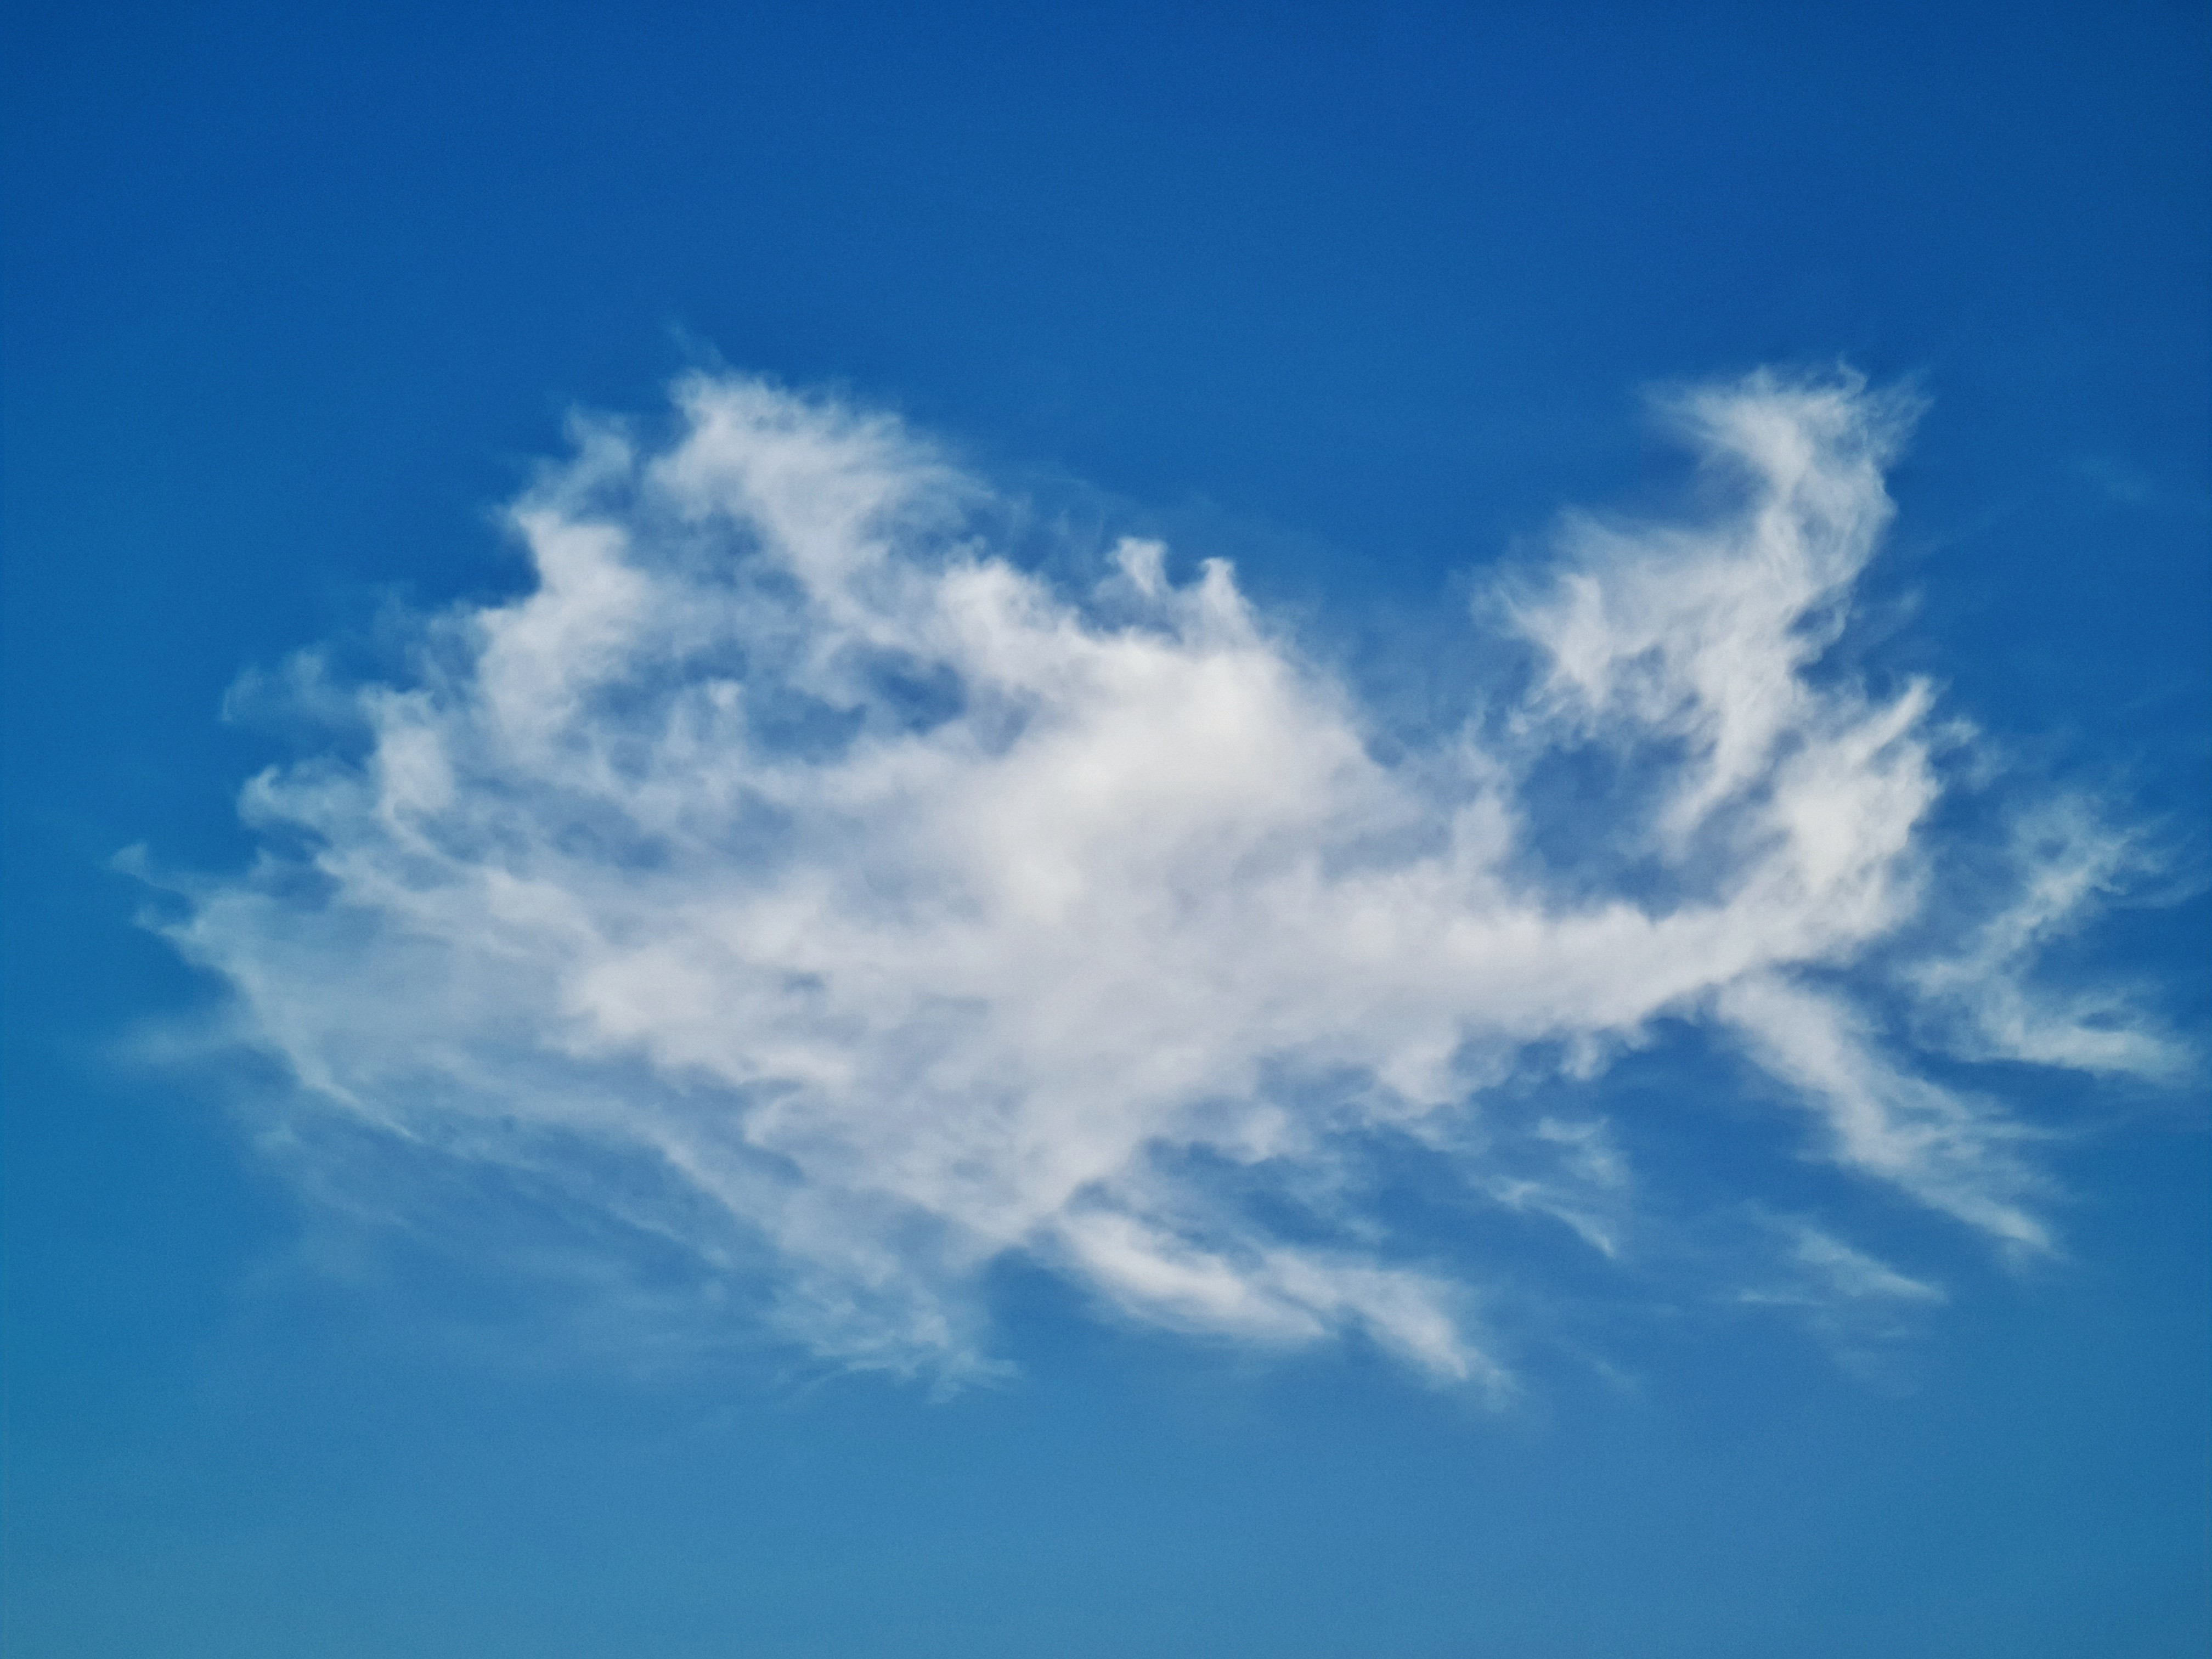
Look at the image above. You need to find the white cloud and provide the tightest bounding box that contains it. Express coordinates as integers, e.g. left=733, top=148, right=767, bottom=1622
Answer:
left=1733, top=1217, right=1950, bottom=1376
left=143, top=368, right=2180, bottom=1389
left=1905, top=799, right=2192, bottom=1082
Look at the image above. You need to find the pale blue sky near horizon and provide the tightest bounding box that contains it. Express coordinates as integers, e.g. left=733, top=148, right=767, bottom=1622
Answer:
left=3, top=4, right=2208, bottom=1655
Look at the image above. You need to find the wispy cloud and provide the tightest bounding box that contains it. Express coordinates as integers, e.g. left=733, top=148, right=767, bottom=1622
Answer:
left=2075, top=453, right=2212, bottom=518
left=1733, top=1216, right=1950, bottom=1380
left=140, top=369, right=2181, bottom=1390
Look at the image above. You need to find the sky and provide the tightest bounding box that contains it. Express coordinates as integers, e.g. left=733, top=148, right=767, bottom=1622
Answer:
left=2, top=3, right=2207, bottom=1656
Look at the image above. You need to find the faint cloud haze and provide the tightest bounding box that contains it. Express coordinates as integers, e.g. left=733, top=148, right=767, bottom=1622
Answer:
left=140, top=369, right=2183, bottom=1390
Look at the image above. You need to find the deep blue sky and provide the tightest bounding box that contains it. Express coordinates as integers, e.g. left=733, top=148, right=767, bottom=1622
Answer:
left=4, top=4, right=2207, bottom=1656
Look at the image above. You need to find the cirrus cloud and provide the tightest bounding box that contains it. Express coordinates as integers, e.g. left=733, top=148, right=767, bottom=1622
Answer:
left=142, top=368, right=2182, bottom=1390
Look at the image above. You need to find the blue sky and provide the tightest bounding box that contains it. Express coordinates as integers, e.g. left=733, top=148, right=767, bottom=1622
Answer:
left=3, top=3, right=2207, bottom=1655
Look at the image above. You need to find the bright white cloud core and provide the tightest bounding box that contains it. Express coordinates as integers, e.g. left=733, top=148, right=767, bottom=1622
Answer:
left=151, top=370, right=2177, bottom=1389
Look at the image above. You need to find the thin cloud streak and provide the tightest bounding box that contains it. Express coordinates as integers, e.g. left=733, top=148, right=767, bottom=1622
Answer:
left=144, top=369, right=2176, bottom=1388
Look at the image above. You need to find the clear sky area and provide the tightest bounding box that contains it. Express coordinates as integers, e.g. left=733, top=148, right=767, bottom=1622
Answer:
left=3, top=4, right=2207, bottom=1656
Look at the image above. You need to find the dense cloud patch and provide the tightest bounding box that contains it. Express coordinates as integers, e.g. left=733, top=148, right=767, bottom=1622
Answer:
left=146, top=370, right=2180, bottom=1388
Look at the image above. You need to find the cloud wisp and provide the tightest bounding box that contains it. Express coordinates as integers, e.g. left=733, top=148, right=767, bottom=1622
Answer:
left=145, top=369, right=2179, bottom=1391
